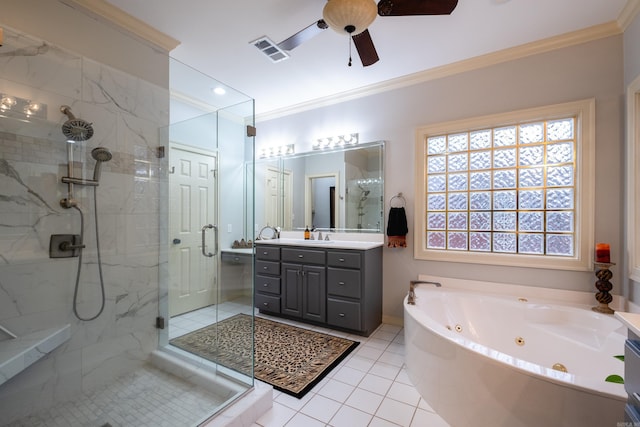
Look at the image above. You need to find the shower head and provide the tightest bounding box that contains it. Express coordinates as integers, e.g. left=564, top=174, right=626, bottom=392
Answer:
left=91, top=147, right=112, bottom=181
left=60, top=105, right=94, bottom=142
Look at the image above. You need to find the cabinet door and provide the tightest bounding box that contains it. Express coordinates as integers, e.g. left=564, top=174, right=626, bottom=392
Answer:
left=303, top=265, right=326, bottom=323
left=282, top=262, right=303, bottom=317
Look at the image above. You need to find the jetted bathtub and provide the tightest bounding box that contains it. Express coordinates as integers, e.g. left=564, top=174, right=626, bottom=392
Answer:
left=404, top=276, right=627, bottom=427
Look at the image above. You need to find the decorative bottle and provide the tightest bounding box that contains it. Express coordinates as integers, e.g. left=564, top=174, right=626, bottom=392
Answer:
left=304, top=226, right=310, bottom=240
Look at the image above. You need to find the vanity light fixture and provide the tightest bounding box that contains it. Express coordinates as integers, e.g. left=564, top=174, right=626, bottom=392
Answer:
left=259, top=144, right=295, bottom=159
left=0, top=95, right=17, bottom=111
left=0, top=94, right=47, bottom=120
left=24, top=102, right=41, bottom=117
left=312, top=132, right=359, bottom=150
left=355, top=177, right=382, bottom=185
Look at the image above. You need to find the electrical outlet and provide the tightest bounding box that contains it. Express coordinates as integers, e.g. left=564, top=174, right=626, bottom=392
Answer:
left=227, top=224, right=232, bottom=233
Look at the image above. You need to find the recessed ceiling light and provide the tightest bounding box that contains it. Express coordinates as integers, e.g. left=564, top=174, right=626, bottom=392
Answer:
left=213, top=87, right=226, bottom=95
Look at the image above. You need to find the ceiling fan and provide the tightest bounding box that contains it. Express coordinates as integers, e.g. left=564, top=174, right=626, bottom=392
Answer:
left=277, top=0, right=459, bottom=67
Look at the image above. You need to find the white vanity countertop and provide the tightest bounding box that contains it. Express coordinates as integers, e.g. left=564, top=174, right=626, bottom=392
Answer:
left=256, top=238, right=383, bottom=250
left=615, top=311, right=640, bottom=337
left=221, top=248, right=254, bottom=255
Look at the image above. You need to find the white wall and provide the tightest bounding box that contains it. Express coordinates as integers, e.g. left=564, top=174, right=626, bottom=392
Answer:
left=256, top=35, right=625, bottom=323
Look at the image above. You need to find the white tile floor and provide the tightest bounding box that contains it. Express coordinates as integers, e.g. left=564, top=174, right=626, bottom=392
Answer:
left=9, top=298, right=448, bottom=427
left=171, top=300, right=451, bottom=427
left=5, top=297, right=449, bottom=427
left=249, top=320, right=450, bottom=427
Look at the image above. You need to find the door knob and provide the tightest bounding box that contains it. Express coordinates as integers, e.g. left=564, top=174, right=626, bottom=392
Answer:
left=172, top=238, right=181, bottom=244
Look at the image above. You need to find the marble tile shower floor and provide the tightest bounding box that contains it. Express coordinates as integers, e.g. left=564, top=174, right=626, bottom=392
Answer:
left=4, top=365, right=227, bottom=427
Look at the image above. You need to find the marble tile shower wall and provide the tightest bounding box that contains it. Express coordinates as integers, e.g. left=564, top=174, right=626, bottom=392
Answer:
left=0, top=29, right=169, bottom=424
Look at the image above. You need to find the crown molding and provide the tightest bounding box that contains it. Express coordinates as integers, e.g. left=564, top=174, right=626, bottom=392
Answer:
left=257, top=22, right=622, bottom=122
left=618, top=0, right=640, bottom=31
left=61, top=0, right=180, bottom=52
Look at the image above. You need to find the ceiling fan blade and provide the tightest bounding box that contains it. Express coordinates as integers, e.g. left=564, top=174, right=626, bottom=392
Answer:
left=278, top=19, right=329, bottom=51
left=352, top=30, right=379, bottom=67
left=378, top=0, right=458, bottom=16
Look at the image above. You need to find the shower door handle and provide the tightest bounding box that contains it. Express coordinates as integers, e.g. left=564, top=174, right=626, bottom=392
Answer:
left=201, top=224, right=218, bottom=257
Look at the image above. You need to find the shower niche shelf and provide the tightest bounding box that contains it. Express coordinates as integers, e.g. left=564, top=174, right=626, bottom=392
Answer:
left=0, top=324, right=71, bottom=387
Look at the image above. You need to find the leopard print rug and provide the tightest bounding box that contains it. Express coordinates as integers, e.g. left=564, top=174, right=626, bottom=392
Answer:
left=169, top=314, right=359, bottom=398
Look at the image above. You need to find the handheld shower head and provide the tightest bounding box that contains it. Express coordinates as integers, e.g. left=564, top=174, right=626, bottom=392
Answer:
left=91, top=147, right=112, bottom=181
left=60, top=105, right=94, bottom=142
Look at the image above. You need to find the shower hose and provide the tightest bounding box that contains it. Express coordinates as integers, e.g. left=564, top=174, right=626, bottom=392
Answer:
left=72, top=186, right=106, bottom=321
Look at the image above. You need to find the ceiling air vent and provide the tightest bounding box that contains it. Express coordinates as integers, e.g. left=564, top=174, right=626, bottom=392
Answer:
left=251, top=36, right=290, bottom=63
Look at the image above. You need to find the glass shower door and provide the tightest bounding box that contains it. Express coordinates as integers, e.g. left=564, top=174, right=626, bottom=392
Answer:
left=156, top=57, right=256, bottom=424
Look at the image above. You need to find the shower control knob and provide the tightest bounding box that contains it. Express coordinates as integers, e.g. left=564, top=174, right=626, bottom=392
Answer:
left=172, top=238, right=181, bottom=244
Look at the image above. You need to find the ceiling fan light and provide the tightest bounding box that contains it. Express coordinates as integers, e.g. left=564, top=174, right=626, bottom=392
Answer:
left=322, top=0, right=377, bottom=36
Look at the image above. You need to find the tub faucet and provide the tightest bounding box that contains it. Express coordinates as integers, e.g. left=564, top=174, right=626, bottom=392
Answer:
left=407, top=280, right=442, bottom=305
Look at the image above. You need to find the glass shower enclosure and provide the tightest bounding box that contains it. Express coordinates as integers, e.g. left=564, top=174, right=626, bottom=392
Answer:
left=156, top=57, right=257, bottom=417
left=0, top=26, right=256, bottom=425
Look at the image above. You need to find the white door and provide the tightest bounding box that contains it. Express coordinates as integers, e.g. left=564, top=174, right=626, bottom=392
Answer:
left=265, top=167, right=293, bottom=229
left=168, top=143, right=218, bottom=317
left=265, top=167, right=279, bottom=227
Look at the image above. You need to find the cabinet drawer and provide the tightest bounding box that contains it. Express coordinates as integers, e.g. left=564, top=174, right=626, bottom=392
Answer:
left=256, top=275, right=280, bottom=295
left=626, top=340, right=640, bottom=397
left=255, top=293, right=280, bottom=313
left=327, top=298, right=362, bottom=331
left=221, top=252, right=252, bottom=264
left=327, top=268, right=361, bottom=299
left=282, top=247, right=325, bottom=265
left=256, top=246, right=280, bottom=261
left=256, top=260, right=280, bottom=275
left=327, top=251, right=361, bottom=269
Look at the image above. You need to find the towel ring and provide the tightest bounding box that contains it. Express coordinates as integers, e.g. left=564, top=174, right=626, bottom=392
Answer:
left=390, top=192, right=406, bottom=208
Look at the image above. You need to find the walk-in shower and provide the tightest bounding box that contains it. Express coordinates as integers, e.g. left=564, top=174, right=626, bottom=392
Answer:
left=1, top=25, right=262, bottom=426
left=53, top=105, right=112, bottom=321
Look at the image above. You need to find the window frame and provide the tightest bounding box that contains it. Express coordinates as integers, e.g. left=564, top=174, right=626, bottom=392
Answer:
left=627, top=76, right=640, bottom=282
left=414, top=99, right=595, bottom=271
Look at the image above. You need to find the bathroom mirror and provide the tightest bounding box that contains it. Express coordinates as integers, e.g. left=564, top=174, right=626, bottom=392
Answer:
left=253, top=141, right=384, bottom=234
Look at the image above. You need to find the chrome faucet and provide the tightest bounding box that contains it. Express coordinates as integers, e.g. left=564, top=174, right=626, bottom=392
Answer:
left=407, top=280, right=442, bottom=305
left=258, top=225, right=280, bottom=240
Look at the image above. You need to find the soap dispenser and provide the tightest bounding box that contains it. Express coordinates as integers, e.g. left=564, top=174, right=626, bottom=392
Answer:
left=304, top=226, right=310, bottom=240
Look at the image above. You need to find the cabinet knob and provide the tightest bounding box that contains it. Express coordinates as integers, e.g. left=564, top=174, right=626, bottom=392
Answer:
left=339, top=313, right=345, bottom=317
left=338, top=281, right=345, bottom=285
left=263, top=266, right=268, bottom=270
left=298, top=254, right=304, bottom=258
left=263, top=302, right=269, bottom=306
left=339, top=258, right=345, bottom=262
left=263, top=251, right=268, bottom=255
left=263, top=283, right=268, bottom=287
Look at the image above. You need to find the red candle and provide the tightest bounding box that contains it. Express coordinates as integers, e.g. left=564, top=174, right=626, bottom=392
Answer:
left=595, top=243, right=610, bottom=263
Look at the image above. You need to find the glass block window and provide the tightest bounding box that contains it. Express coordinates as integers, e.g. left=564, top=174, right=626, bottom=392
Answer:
left=415, top=99, right=595, bottom=270
left=424, top=118, right=575, bottom=256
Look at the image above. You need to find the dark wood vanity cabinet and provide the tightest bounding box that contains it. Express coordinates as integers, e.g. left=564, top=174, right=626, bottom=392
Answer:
left=625, top=330, right=640, bottom=423
left=254, top=246, right=281, bottom=313
left=254, top=243, right=382, bottom=336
